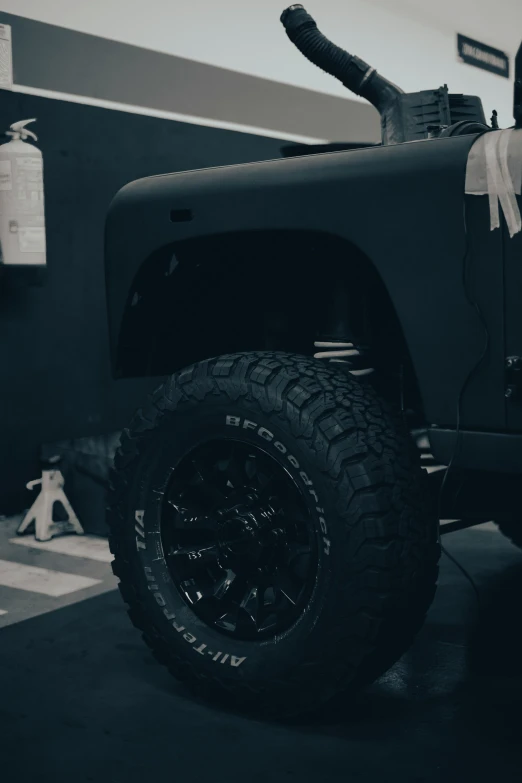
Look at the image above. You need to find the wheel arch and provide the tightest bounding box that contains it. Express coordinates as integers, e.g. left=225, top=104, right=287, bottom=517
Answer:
left=115, top=229, right=424, bottom=418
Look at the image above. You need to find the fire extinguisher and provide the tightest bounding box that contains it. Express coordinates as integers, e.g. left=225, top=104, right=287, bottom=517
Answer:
left=0, top=118, right=46, bottom=268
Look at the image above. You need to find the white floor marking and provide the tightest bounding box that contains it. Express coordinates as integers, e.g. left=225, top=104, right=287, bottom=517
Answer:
left=0, top=559, right=101, bottom=597
left=0, top=609, right=7, bottom=616
left=9, top=535, right=112, bottom=563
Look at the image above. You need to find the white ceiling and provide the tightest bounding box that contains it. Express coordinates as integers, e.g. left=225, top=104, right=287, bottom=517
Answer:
left=365, top=0, right=522, bottom=52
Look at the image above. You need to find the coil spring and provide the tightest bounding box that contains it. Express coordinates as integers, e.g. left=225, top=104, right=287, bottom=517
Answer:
left=313, top=340, right=374, bottom=377
left=413, top=429, right=445, bottom=474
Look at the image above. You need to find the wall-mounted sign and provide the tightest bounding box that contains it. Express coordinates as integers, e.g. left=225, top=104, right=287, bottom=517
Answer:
left=0, top=24, right=13, bottom=90
left=457, top=34, right=510, bottom=78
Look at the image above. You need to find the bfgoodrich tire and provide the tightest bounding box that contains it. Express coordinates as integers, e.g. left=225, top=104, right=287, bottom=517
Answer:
left=108, top=352, right=439, bottom=717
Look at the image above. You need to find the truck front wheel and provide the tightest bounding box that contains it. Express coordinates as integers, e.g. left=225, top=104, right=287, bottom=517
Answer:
left=108, top=352, right=439, bottom=717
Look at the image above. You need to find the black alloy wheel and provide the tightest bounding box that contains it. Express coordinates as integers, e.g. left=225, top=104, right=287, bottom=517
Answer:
left=161, top=439, right=318, bottom=640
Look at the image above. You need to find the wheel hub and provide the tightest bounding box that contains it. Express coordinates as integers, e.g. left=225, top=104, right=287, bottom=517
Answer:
left=217, top=498, right=282, bottom=564
left=160, top=438, right=318, bottom=640
left=218, top=512, right=262, bottom=556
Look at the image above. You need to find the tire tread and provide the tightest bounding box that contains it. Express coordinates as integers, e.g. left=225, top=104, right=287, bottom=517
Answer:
left=108, top=351, right=439, bottom=717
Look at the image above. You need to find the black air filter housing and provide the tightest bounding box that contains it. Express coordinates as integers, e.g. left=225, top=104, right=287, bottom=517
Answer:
left=384, top=85, right=487, bottom=143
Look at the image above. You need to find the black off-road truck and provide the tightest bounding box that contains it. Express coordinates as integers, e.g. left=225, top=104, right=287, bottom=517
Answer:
left=104, top=6, right=522, bottom=716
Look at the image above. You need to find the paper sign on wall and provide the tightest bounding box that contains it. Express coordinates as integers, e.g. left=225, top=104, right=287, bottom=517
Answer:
left=0, top=24, right=13, bottom=91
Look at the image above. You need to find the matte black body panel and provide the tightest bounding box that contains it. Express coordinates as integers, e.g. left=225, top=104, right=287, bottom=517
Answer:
left=105, top=134, right=506, bottom=431
left=429, top=429, right=522, bottom=473
left=503, top=198, right=522, bottom=431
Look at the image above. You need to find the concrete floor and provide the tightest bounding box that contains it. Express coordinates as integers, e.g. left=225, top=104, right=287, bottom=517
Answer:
left=0, top=516, right=117, bottom=628
left=1, top=522, right=522, bottom=783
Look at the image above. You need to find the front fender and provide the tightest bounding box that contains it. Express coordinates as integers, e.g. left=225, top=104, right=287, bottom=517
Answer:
left=104, top=134, right=504, bottom=430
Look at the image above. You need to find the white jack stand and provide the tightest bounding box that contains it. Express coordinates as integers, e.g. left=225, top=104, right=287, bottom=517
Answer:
left=17, top=458, right=84, bottom=542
